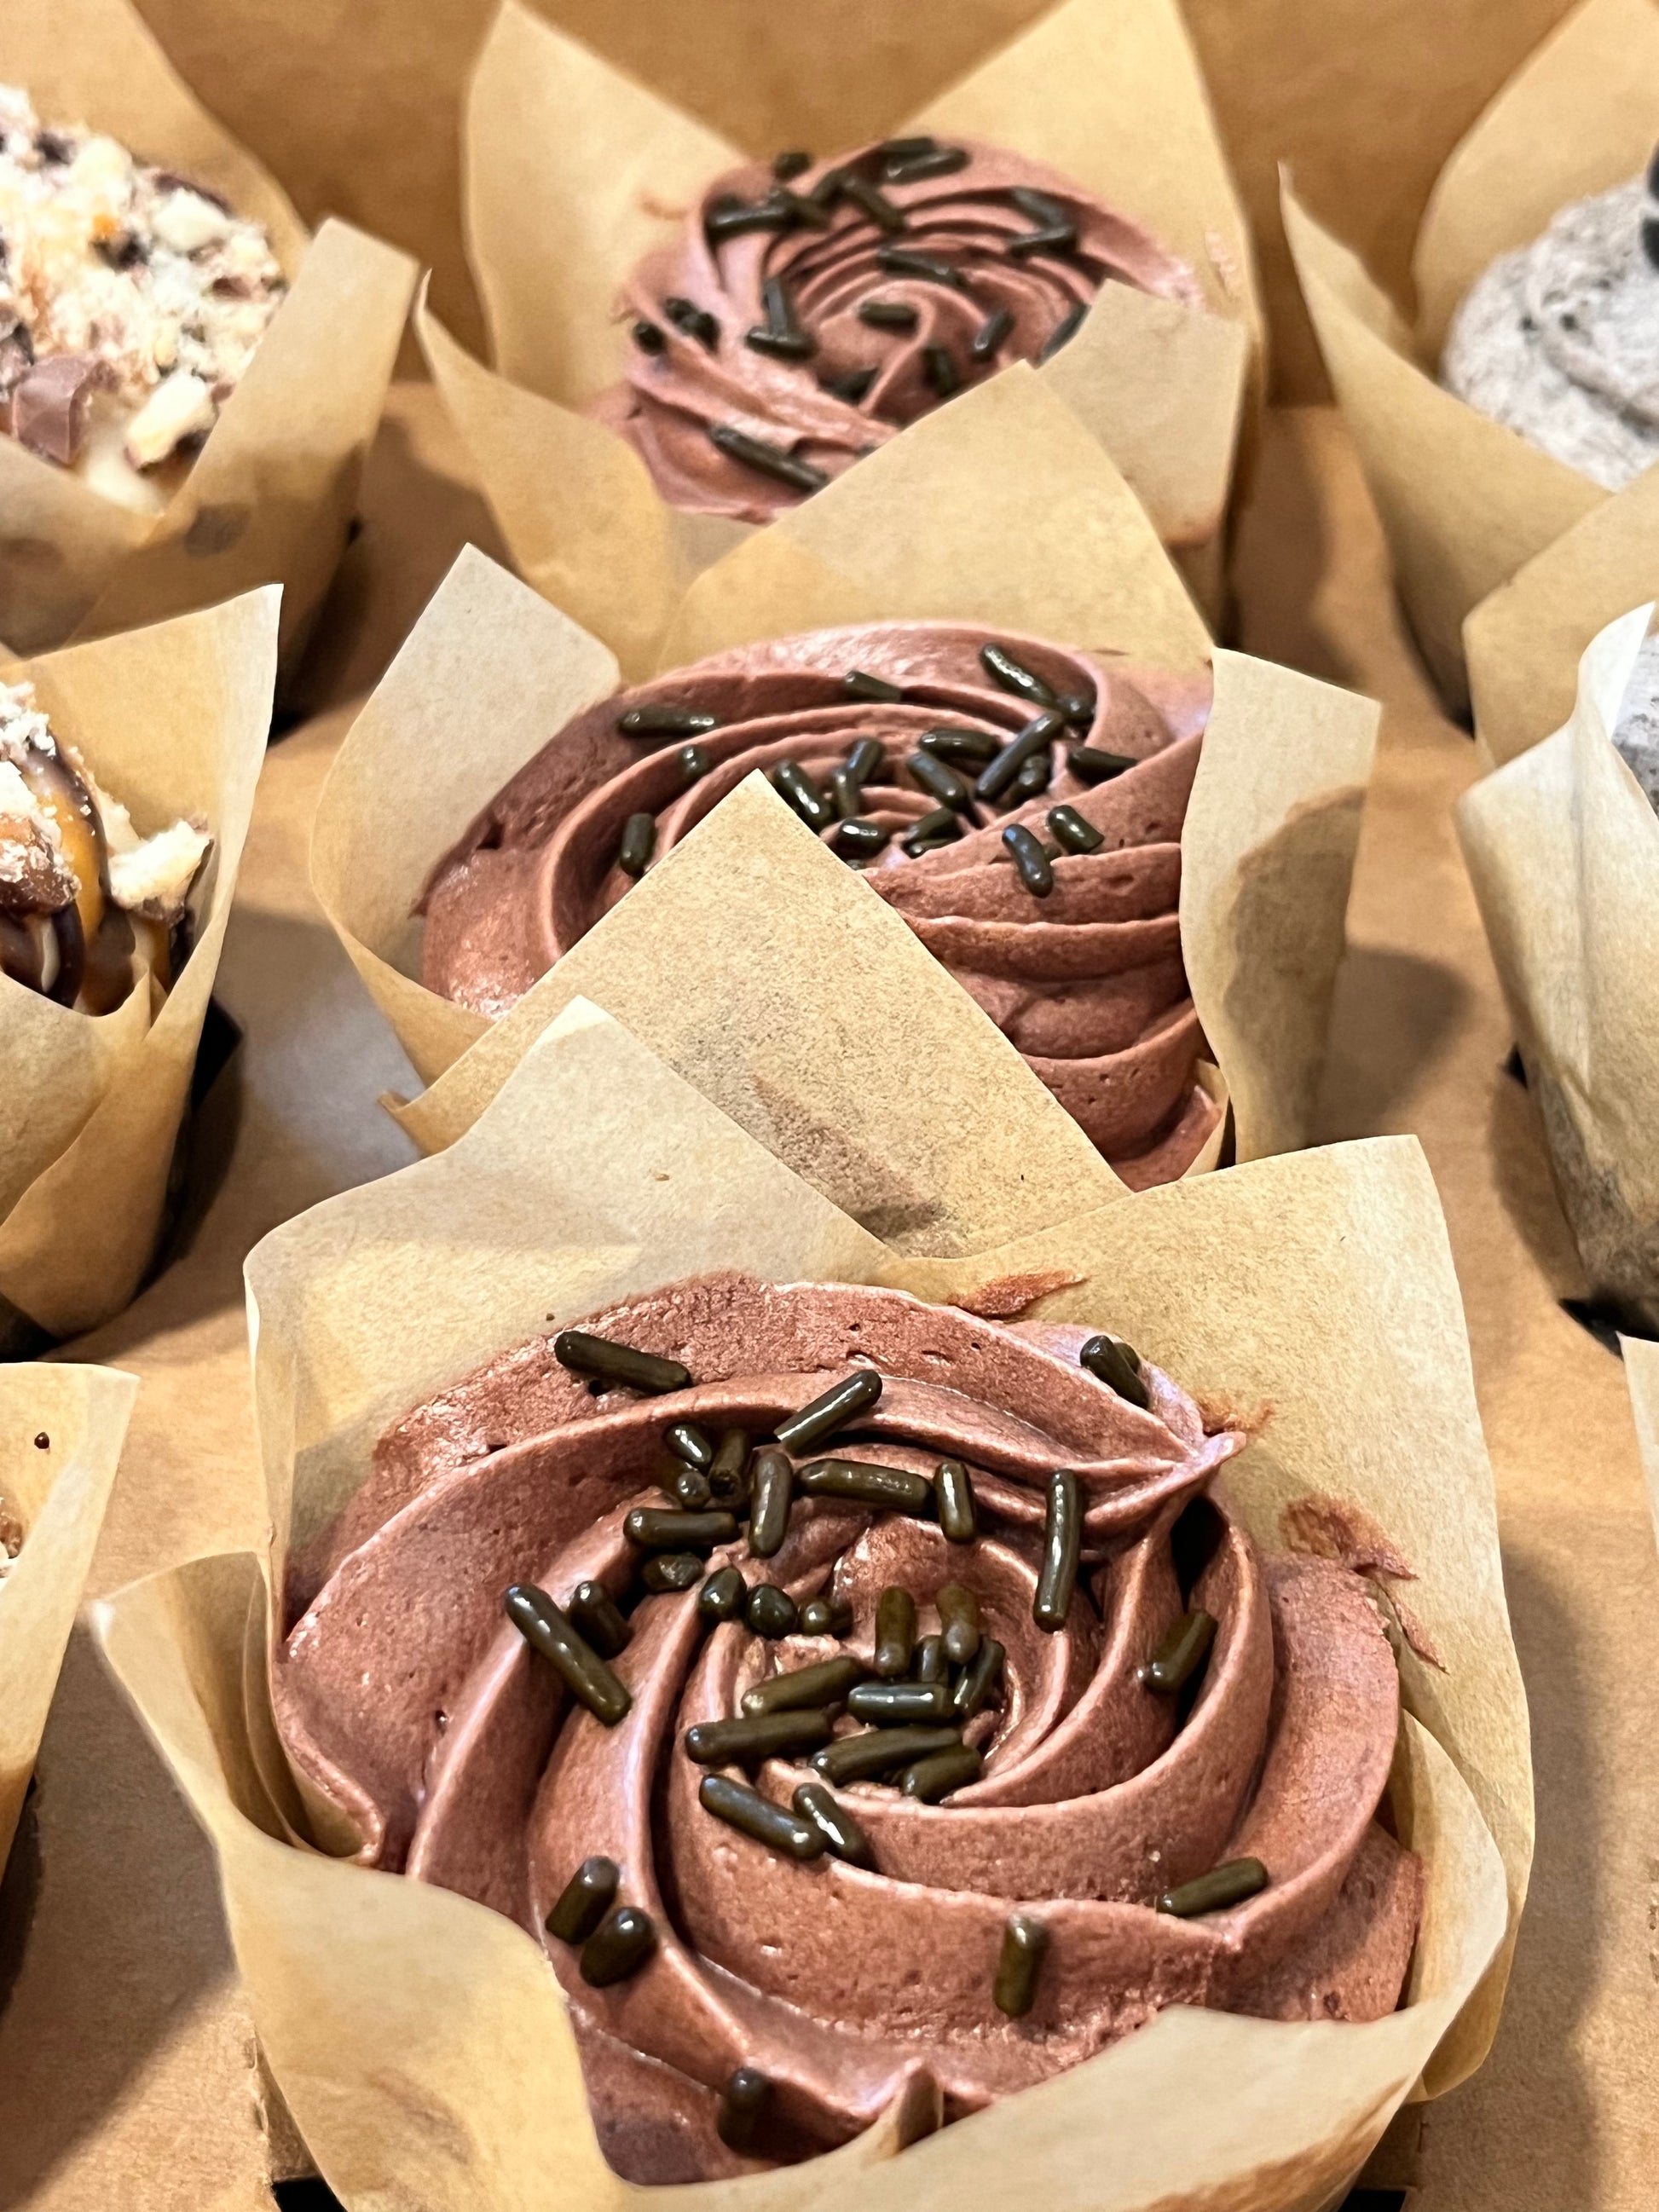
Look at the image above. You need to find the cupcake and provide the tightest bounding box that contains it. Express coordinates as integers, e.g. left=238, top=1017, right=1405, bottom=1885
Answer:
left=274, top=1272, right=1423, bottom=2185
left=0, top=676, right=210, bottom=1012
left=0, top=83, right=286, bottom=515
left=418, top=621, right=1218, bottom=1187
left=592, top=137, right=1201, bottom=525
left=1442, top=150, right=1659, bottom=493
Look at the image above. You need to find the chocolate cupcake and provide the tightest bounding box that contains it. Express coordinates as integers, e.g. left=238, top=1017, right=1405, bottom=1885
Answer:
left=592, top=136, right=1200, bottom=523
left=0, top=83, right=286, bottom=513
left=1442, top=151, right=1659, bottom=491
left=274, top=1272, right=1423, bottom=2186
left=418, top=621, right=1218, bottom=1188
left=0, top=678, right=210, bottom=1012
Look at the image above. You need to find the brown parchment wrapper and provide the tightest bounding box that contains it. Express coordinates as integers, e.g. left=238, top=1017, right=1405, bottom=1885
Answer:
left=1280, top=0, right=1659, bottom=714
left=1456, top=605, right=1659, bottom=1332
left=0, top=1362, right=135, bottom=1872
left=0, top=587, right=277, bottom=1340
left=0, top=0, right=416, bottom=671
left=309, top=392, right=1376, bottom=1199
left=90, top=999, right=1524, bottom=2211
left=419, top=0, right=1253, bottom=664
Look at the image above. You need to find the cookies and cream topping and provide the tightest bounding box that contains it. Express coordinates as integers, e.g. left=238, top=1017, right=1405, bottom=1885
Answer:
left=0, top=82, right=285, bottom=481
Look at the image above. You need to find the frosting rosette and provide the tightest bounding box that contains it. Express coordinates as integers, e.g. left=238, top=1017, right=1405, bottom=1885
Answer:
left=418, top=620, right=1219, bottom=1187
left=273, top=1273, right=1424, bottom=2186
left=591, top=136, right=1201, bottom=523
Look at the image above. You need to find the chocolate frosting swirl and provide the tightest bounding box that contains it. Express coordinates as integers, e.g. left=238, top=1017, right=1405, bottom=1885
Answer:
left=419, top=621, right=1219, bottom=1187
left=274, top=1273, right=1422, bottom=2186
left=592, top=138, right=1201, bottom=522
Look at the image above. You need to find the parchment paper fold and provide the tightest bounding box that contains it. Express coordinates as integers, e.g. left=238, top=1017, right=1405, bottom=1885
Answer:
left=310, top=378, right=1377, bottom=1201
left=0, top=586, right=277, bottom=1340
left=93, top=998, right=1528, bottom=2212
left=1457, top=604, right=1659, bottom=1332
left=1282, top=0, right=1659, bottom=726
left=0, top=1361, right=136, bottom=1871
left=0, top=0, right=416, bottom=672
left=421, top=0, right=1255, bottom=666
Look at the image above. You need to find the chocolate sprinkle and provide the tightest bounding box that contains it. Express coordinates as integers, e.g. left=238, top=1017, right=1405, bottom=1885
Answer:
left=992, top=1913, right=1049, bottom=2016
left=717, top=2065, right=775, bottom=2151
left=1034, top=1470, right=1080, bottom=1632
left=708, top=421, right=829, bottom=492
left=504, top=1583, right=632, bottom=1725
left=553, top=1328, right=691, bottom=1395
left=876, top=245, right=968, bottom=290
left=580, top=1904, right=657, bottom=1986
left=1156, top=1857, right=1269, bottom=1917
left=1003, top=822, right=1055, bottom=897
left=546, top=1855, right=620, bottom=1943
left=1039, top=301, right=1087, bottom=360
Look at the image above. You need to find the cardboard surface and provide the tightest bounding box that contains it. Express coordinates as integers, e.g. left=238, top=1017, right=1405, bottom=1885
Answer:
left=3, top=391, right=1657, bottom=2206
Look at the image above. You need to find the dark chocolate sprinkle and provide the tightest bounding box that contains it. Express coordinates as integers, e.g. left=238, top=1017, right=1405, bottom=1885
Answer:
left=1008, top=222, right=1078, bottom=260
left=624, top=1506, right=737, bottom=1553
left=665, top=1463, right=714, bottom=1510
left=952, top=1636, right=1005, bottom=1719
left=831, top=817, right=891, bottom=862
left=553, top=1328, right=691, bottom=1395
left=1140, top=1607, right=1217, bottom=1693
left=874, top=1585, right=916, bottom=1679
left=1010, top=185, right=1069, bottom=227
left=745, top=1581, right=801, bottom=1639
left=884, top=145, right=970, bottom=183
left=858, top=297, right=920, bottom=331
left=900, top=1742, right=983, bottom=1801
left=907, top=749, right=975, bottom=811
left=975, top=708, right=1065, bottom=801
left=918, top=725, right=999, bottom=765
left=580, top=1904, right=656, bottom=1986
left=1003, top=822, right=1055, bottom=897
left=843, top=736, right=886, bottom=783
left=717, top=2065, right=774, bottom=2151
left=992, top=1913, right=1048, bottom=2016
left=1047, top=804, right=1104, bottom=854
left=876, top=245, right=968, bottom=289
left=708, top=421, right=828, bottom=492
left=685, top=1707, right=831, bottom=1765
left=915, top=1632, right=946, bottom=1684
left=619, top=702, right=720, bottom=735
left=772, top=149, right=813, bottom=182
left=697, top=1564, right=748, bottom=1623
left=1066, top=742, right=1136, bottom=785
left=566, top=1579, right=632, bottom=1660
left=747, top=1447, right=793, bottom=1558
left=505, top=1584, right=632, bottom=1725
left=792, top=1781, right=876, bottom=1867
left=1079, top=1332, right=1151, bottom=1409
left=900, top=806, right=965, bottom=856
left=701, top=1775, right=825, bottom=1862
left=666, top=1420, right=714, bottom=1469
left=774, top=1365, right=883, bottom=1453
left=546, top=1855, right=619, bottom=1944
left=842, top=667, right=905, bottom=704
left=841, top=175, right=906, bottom=233
left=633, top=319, right=667, bottom=353
left=936, top=1581, right=981, bottom=1666
left=848, top=1679, right=954, bottom=1725
left=923, top=345, right=961, bottom=398
left=617, top=812, right=656, bottom=879
left=641, top=1552, right=705, bottom=1593
left=1039, top=301, right=1087, bottom=360
left=742, top=1654, right=866, bottom=1717
left=811, top=1722, right=961, bottom=1785
left=771, top=758, right=834, bottom=829
left=830, top=765, right=867, bottom=821
left=1058, top=688, right=1096, bottom=725
left=796, top=1457, right=934, bottom=1514
left=1007, top=750, right=1054, bottom=804
left=1157, top=1857, right=1269, bottom=1917
left=800, top=1592, right=853, bottom=1638
left=678, top=742, right=713, bottom=785
left=970, top=305, right=1015, bottom=361
left=879, top=136, right=939, bottom=161
left=663, top=295, right=720, bottom=349
left=980, top=641, right=1059, bottom=707
left=708, top=1429, right=752, bottom=1505
left=819, top=365, right=877, bottom=405
left=935, top=1458, right=978, bottom=1542
left=1034, top=1470, right=1080, bottom=1632
left=706, top=193, right=795, bottom=245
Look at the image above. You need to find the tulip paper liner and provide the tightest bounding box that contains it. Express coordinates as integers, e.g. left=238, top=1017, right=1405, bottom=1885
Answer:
left=1457, top=605, right=1659, bottom=1334
left=418, top=0, right=1254, bottom=673
left=310, top=376, right=1377, bottom=1219
left=0, top=1362, right=136, bottom=1873
left=0, top=586, right=276, bottom=1339
left=1281, top=0, right=1659, bottom=729
left=90, top=999, right=1527, bottom=2212
left=0, top=0, right=416, bottom=670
